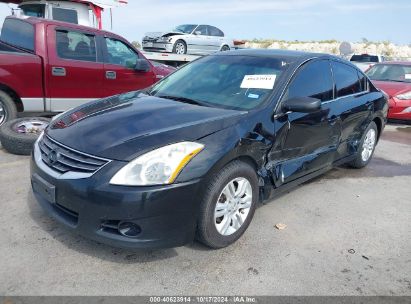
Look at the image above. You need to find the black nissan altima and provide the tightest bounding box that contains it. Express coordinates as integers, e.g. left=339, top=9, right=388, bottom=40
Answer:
left=31, top=49, right=388, bottom=249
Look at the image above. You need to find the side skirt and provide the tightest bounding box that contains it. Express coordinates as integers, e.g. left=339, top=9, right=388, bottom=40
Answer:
left=262, top=154, right=356, bottom=204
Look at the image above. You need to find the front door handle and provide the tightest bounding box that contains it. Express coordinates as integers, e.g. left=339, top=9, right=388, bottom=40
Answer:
left=52, top=67, right=66, bottom=76
left=106, top=71, right=116, bottom=80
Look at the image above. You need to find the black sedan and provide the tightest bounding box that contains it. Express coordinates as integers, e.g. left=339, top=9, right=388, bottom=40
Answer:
left=31, top=50, right=388, bottom=249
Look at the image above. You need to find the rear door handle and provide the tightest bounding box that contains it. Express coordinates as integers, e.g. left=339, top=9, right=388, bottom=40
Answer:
left=52, top=67, right=66, bottom=76
left=106, top=71, right=116, bottom=80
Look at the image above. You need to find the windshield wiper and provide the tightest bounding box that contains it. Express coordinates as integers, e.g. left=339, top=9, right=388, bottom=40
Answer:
left=157, top=95, right=207, bottom=106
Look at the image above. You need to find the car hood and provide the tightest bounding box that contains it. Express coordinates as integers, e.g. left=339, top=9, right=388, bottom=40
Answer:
left=372, top=80, right=411, bottom=98
left=46, top=92, right=246, bottom=161
left=144, top=31, right=185, bottom=39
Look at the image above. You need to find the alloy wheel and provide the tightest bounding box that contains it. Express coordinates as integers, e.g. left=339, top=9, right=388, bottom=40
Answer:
left=214, top=177, right=253, bottom=236
left=175, top=42, right=186, bottom=54
left=0, top=101, right=6, bottom=125
left=361, top=128, right=376, bottom=162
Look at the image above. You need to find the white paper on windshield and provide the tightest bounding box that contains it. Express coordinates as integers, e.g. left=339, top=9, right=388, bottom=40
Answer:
left=405, top=74, right=411, bottom=80
left=241, top=75, right=277, bottom=90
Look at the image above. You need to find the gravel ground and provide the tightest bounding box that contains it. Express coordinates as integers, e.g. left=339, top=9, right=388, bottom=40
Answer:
left=0, top=123, right=410, bottom=296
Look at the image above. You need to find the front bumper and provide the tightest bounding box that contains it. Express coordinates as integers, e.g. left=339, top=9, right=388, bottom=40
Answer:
left=30, top=141, right=202, bottom=249
left=142, top=41, right=173, bottom=53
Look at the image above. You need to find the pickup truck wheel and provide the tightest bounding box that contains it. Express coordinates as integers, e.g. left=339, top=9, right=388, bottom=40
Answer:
left=173, top=40, right=187, bottom=55
left=196, top=161, right=258, bottom=249
left=0, top=90, right=17, bottom=127
left=0, top=117, right=50, bottom=155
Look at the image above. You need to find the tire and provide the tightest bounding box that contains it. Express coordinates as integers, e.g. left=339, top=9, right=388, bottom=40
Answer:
left=173, top=40, right=187, bottom=55
left=196, top=160, right=259, bottom=248
left=0, top=90, right=17, bottom=127
left=0, top=117, right=50, bottom=155
left=348, top=121, right=378, bottom=169
left=221, top=45, right=230, bottom=52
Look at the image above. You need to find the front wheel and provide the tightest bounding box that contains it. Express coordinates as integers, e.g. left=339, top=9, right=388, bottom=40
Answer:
left=348, top=121, right=378, bottom=168
left=173, top=40, right=187, bottom=54
left=196, top=161, right=258, bottom=248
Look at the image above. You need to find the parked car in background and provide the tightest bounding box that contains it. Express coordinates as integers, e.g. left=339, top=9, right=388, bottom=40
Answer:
left=0, top=16, right=172, bottom=127
left=366, top=62, right=411, bottom=121
left=142, top=24, right=233, bottom=55
left=350, top=54, right=385, bottom=72
left=31, top=50, right=387, bottom=249
left=150, top=61, right=177, bottom=79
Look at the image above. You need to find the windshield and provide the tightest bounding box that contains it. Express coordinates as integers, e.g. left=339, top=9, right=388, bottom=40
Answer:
left=173, top=24, right=197, bottom=34
left=150, top=55, right=291, bottom=110
left=366, top=64, right=411, bottom=83
left=20, top=4, right=45, bottom=17
left=351, top=55, right=379, bottom=63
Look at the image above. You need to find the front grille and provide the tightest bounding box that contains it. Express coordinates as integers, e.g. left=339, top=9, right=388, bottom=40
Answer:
left=143, top=36, right=158, bottom=42
left=39, top=135, right=109, bottom=174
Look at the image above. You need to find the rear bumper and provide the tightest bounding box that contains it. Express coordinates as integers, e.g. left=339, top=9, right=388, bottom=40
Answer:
left=142, top=41, right=173, bottom=53
left=30, top=142, right=202, bottom=249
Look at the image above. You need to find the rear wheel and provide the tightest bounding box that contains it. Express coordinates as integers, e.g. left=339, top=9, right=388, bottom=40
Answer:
left=348, top=121, right=378, bottom=168
left=196, top=161, right=258, bottom=248
left=221, top=45, right=230, bottom=52
left=173, top=40, right=187, bottom=55
left=0, top=90, right=17, bottom=127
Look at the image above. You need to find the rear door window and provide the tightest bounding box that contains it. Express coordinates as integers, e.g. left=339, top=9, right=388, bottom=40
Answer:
left=0, top=18, right=35, bottom=52
left=357, top=71, right=368, bottom=92
left=331, top=61, right=362, bottom=97
left=284, top=59, right=333, bottom=102
left=56, top=30, right=97, bottom=62
left=208, top=26, right=224, bottom=37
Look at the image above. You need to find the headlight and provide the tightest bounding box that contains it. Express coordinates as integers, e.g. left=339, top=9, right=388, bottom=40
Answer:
left=396, top=91, right=411, bottom=100
left=110, top=142, right=204, bottom=186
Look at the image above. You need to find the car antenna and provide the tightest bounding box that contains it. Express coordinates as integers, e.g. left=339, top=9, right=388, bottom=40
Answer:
left=110, top=8, right=113, bottom=30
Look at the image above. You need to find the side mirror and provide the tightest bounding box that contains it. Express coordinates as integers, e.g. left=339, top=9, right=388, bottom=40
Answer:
left=135, top=59, right=151, bottom=72
left=194, top=31, right=201, bottom=35
left=282, top=96, right=321, bottom=113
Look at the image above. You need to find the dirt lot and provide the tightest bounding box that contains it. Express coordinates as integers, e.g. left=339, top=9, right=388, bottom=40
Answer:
left=0, top=124, right=410, bottom=296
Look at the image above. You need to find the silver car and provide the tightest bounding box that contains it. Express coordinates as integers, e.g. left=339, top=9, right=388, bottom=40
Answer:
left=142, top=24, right=233, bottom=55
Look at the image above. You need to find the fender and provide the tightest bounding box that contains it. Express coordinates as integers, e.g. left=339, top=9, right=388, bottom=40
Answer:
left=176, top=121, right=274, bottom=202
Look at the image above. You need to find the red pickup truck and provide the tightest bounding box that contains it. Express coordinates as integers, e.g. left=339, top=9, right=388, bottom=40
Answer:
left=0, top=16, right=165, bottom=126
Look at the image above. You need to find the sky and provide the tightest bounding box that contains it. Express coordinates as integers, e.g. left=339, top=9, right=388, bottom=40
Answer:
left=1, top=0, right=411, bottom=45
